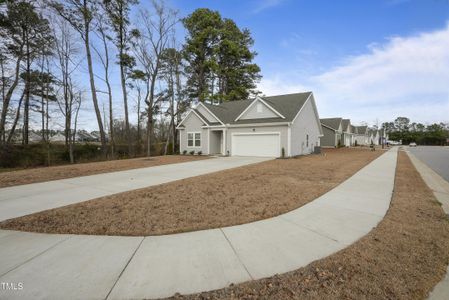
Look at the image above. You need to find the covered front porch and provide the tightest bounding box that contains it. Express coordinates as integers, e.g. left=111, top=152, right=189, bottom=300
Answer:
left=209, top=129, right=225, bottom=155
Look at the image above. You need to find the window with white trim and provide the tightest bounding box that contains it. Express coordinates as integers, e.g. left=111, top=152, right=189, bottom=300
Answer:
left=256, top=103, right=263, bottom=113
left=187, top=132, right=201, bottom=147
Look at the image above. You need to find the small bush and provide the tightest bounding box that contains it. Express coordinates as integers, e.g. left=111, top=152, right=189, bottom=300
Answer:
left=182, top=150, right=187, bottom=155
left=281, top=147, right=285, bottom=158
left=197, top=151, right=202, bottom=155
left=189, top=150, right=195, bottom=155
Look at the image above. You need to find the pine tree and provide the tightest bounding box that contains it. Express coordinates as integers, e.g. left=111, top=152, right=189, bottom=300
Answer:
left=182, top=8, right=261, bottom=103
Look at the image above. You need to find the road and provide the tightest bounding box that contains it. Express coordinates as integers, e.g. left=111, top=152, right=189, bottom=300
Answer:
left=408, top=146, right=449, bottom=182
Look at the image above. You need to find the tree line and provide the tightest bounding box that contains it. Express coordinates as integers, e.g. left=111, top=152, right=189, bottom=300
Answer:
left=0, top=0, right=261, bottom=163
left=382, top=117, right=449, bottom=145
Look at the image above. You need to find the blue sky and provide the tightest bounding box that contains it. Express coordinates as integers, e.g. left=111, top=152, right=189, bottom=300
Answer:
left=73, top=0, right=449, bottom=130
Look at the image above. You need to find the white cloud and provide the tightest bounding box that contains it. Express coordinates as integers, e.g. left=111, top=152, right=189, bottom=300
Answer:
left=257, top=74, right=310, bottom=96
left=258, top=23, right=449, bottom=125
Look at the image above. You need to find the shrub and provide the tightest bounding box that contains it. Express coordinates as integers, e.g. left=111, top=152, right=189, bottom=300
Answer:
left=197, top=151, right=202, bottom=155
left=189, top=150, right=195, bottom=155
left=281, top=147, right=285, bottom=158
left=355, top=140, right=358, bottom=147
left=182, top=150, right=187, bottom=155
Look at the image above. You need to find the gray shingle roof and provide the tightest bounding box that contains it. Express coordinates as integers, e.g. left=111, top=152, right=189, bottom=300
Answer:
left=341, top=119, right=350, bottom=132
left=355, top=126, right=368, bottom=134
left=320, top=118, right=342, bottom=131
left=198, top=92, right=312, bottom=125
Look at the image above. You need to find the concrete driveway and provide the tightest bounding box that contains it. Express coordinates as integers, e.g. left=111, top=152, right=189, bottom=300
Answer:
left=0, top=156, right=271, bottom=222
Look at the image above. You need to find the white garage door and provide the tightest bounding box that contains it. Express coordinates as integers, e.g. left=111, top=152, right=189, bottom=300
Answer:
left=232, top=133, right=280, bottom=157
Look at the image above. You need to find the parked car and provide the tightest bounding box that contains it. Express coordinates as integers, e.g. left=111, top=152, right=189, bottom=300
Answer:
left=409, top=142, right=417, bottom=147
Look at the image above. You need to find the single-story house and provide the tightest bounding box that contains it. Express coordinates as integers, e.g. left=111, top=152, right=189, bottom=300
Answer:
left=50, top=132, right=66, bottom=143
left=320, top=117, right=343, bottom=147
left=341, top=119, right=354, bottom=147
left=350, top=125, right=357, bottom=145
left=177, top=92, right=323, bottom=157
left=354, top=126, right=369, bottom=146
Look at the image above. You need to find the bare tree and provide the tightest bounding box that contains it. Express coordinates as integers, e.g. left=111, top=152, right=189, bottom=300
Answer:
left=103, top=0, right=138, bottom=157
left=48, top=0, right=108, bottom=155
left=132, top=0, right=177, bottom=156
left=53, top=19, right=80, bottom=148
left=92, top=10, right=115, bottom=157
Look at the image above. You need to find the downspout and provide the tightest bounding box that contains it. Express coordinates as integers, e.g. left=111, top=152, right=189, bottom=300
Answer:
left=287, top=122, right=292, bottom=157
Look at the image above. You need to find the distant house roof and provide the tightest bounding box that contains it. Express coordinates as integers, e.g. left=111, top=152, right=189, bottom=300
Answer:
left=341, top=119, right=350, bottom=131
left=198, top=92, right=312, bottom=125
left=320, top=118, right=342, bottom=131
left=355, top=126, right=368, bottom=134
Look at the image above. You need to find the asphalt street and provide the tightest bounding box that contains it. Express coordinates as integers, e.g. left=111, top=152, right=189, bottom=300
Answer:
left=408, top=146, right=449, bottom=182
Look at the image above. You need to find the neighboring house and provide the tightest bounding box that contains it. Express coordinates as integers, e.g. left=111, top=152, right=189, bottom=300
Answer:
left=320, top=117, right=343, bottom=147
left=354, top=126, right=369, bottom=146
left=28, top=131, right=43, bottom=143
left=350, top=125, right=357, bottom=145
left=50, top=132, right=66, bottom=143
left=76, top=130, right=96, bottom=143
left=371, top=129, right=380, bottom=145
left=341, top=119, right=354, bottom=147
left=177, top=92, right=323, bottom=157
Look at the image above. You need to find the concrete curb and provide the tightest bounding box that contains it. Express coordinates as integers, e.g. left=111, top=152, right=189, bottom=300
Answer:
left=407, top=151, right=449, bottom=300
left=0, top=148, right=398, bottom=299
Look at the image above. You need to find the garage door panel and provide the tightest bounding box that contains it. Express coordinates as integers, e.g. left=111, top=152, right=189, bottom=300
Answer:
left=232, top=133, right=280, bottom=157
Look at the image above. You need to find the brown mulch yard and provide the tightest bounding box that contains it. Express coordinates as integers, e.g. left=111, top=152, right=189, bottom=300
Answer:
left=167, top=151, right=449, bottom=300
left=0, top=148, right=383, bottom=236
left=0, top=155, right=208, bottom=188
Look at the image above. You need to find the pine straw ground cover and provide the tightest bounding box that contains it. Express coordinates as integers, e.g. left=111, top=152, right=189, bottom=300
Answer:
left=0, top=148, right=382, bottom=236
left=168, top=151, right=449, bottom=300
left=0, top=155, right=208, bottom=188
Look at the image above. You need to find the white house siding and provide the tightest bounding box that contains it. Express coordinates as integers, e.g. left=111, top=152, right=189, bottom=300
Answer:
left=239, top=100, right=278, bottom=120
left=196, top=105, right=219, bottom=123
left=343, top=133, right=351, bottom=147
left=179, top=112, right=209, bottom=154
left=290, top=99, right=321, bottom=156
left=354, top=134, right=368, bottom=146
left=225, top=125, right=288, bottom=156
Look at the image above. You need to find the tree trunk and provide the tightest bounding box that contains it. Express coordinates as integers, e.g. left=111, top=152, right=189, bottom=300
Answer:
left=7, top=89, right=25, bottom=144
left=119, top=51, right=132, bottom=157
left=146, top=113, right=151, bottom=157
left=84, top=15, right=107, bottom=156
left=23, top=36, right=31, bottom=145
left=136, top=86, right=141, bottom=155
left=0, top=43, right=24, bottom=145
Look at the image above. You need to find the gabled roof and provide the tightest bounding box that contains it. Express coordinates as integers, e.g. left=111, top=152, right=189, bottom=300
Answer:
left=320, top=118, right=342, bottom=131
left=355, top=125, right=368, bottom=134
left=199, top=92, right=312, bottom=125
left=341, top=119, right=350, bottom=132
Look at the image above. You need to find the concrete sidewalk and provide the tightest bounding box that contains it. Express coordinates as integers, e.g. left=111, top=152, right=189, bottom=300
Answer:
left=0, top=148, right=398, bottom=300
left=0, top=156, right=271, bottom=222
left=407, top=151, right=449, bottom=300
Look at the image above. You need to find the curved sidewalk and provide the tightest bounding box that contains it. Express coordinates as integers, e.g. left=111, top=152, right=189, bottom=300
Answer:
left=0, top=148, right=398, bottom=300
